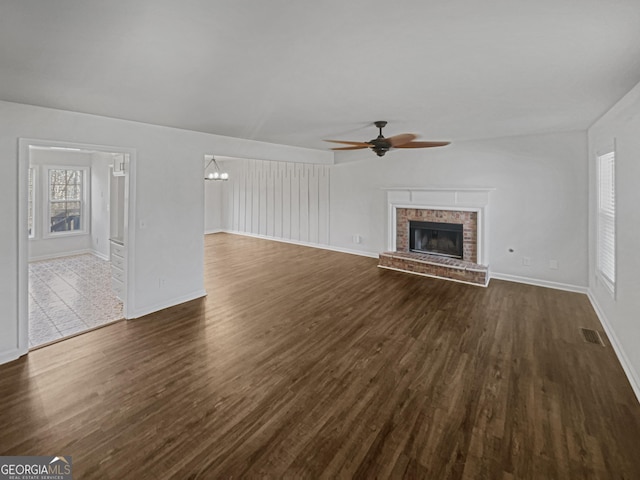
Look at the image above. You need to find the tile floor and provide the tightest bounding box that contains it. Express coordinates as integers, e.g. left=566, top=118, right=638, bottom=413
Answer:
left=29, top=254, right=123, bottom=348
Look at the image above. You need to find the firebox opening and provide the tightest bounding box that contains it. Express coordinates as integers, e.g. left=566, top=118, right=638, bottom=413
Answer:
left=409, top=221, right=463, bottom=259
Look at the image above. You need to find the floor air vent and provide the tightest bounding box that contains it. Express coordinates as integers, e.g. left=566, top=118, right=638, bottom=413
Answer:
left=580, top=327, right=605, bottom=346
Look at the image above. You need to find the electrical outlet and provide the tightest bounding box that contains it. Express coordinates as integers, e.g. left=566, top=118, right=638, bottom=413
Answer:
left=158, top=278, right=166, bottom=288
left=522, top=257, right=532, bottom=266
left=549, top=259, right=559, bottom=270
left=352, top=234, right=361, bottom=244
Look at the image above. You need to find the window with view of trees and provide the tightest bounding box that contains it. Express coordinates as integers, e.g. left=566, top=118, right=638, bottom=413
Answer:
left=48, top=168, right=86, bottom=234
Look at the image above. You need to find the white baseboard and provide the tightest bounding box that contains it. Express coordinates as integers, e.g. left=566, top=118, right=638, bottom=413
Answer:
left=29, top=249, right=109, bottom=263
left=587, top=290, right=640, bottom=404
left=0, top=348, right=24, bottom=366
left=321, top=244, right=379, bottom=259
left=221, top=230, right=379, bottom=259
left=91, top=249, right=110, bottom=261
left=129, top=289, right=207, bottom=319
left=205, top=229, right=224, bottom=235
left=29, top=248, right=94, bottom=262
left=490, top=272, right=588, bottom=294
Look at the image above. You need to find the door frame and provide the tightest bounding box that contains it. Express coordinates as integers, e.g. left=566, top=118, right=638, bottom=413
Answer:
left=17, top=138, right=137, bottom=354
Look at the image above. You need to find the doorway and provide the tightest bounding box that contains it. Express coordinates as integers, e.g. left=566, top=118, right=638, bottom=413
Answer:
left=18, top=139, right=136, bottom=352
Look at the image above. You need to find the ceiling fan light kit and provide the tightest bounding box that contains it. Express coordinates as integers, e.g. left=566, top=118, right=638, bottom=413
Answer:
left=325, top=121, right=450, bottom=157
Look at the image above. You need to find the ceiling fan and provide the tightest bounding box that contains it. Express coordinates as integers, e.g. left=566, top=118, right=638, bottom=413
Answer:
left=325, top=121, right=450, bottom=157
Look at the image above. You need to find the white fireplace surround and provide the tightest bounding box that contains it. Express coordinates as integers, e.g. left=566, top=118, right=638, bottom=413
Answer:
left=384, top=187, right=494, bottom=266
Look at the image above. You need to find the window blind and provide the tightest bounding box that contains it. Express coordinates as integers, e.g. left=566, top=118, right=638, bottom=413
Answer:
left=597, top=151, right=615, bottom=293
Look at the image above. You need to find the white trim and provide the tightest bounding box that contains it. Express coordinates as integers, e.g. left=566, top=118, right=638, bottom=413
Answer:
left=0, top=348, right=22, bottom=366
left=595, top=147, right=616, bottom=299
left=220, top=230, right=379, bottom=258
left=380, top=186, right=496, bottom=192
left=319, top=244, right=378, bottom=259
left=43, top=165, right=90, bottom=239
left=18, top=140, right=30, bottom=357
left=129, top=289, right=207, bottom=319
left=378, top=265, right=490, bottom=287
left=205, top=228, right=224, bottom=235
left=28, top=166, right=36, bottom=239
left=91, top=249, right=110, bottom=262
left=29, top=248, right=94, bottom=263
left=18, top=138, right=137, bottom=357
left=123, top=150, right=136, bottom=320
left=587, top=290, right=640, bottom=404
left=490, top=272, right=588, bottom=294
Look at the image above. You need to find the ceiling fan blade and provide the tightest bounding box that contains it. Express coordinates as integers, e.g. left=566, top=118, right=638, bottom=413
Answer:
left=395, top=141, right=451, bottom=148
left=386, top=133, right=417, bottom=147
left=331, top=145, right=369, bottom=150
left=324, top=139, right=372, bottom=147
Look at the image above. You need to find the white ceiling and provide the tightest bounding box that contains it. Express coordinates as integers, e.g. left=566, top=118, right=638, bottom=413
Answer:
left=2, top=0, right=640, bottom=152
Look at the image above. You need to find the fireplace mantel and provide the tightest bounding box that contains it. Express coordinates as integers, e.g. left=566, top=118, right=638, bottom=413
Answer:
left=381, top=186, right=495, bottom=191
left=382, top=186, right=494, bottom=205
left=384, top=187, right=493, bottom=266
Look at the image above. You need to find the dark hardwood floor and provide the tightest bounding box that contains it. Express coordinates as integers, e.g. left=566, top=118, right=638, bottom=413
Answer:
left=1, top=233, right=639, bottom=479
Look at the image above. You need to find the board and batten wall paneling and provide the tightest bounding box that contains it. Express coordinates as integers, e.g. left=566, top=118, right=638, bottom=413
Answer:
left=221, top=159, right=330, bottom=245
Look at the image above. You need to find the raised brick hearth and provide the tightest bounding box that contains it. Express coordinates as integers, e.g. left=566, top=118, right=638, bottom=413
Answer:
left=379, top=205, right=489, bottom=286
left=379, top=251, right=489, bottom=286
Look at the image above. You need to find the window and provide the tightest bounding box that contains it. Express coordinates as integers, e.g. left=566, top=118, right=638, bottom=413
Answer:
left=597, top=151, right=615, bottom=295
left=28, top=167, right=35, bottom=238
left=46, top=167, right=89, bottom=236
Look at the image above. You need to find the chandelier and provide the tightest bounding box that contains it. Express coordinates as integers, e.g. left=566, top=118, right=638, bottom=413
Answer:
left=204, top=156, right=229, bottom=181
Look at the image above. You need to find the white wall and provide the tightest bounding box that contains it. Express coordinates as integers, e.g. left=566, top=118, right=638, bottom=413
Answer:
left=204, top=178, right=223, bottom=234
left=1, top=100, right=332, bottom=364
left=28, top=149, right=93, bottom=260
left=212, top=131, right=588, bottom=289
left=90, top=152, right=112, bottom=260
left=588, top=80, right=640, bottom=399
left=330, top=131, right=589, bottom=288
left=220, top=159, right=331, bottom=245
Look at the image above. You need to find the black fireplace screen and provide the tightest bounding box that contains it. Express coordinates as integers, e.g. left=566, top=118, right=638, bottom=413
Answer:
left=409, top=221, right=463, bottom=258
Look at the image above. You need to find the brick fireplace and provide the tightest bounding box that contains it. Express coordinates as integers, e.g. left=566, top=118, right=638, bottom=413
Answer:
left=378, top=187, right=492, bottom=286
left=396, top=208, right=478, bottom=262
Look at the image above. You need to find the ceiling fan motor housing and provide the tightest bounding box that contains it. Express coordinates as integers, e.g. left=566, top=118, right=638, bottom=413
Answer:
left=371, top=121, right=390, bottom=155
left=370, top=138, right=390, bottom=156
